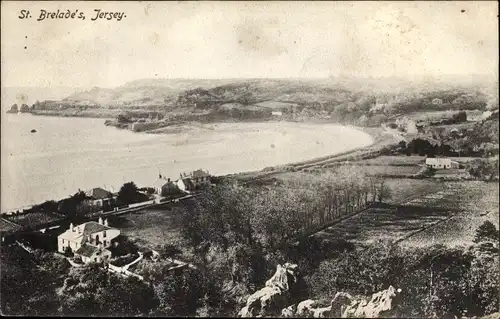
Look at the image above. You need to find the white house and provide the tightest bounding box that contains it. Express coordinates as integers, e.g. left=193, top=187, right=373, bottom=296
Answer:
left=271, top=111, right=283, bottom=117
left=58, top=217, right=120, bottom=263
left=153, top=175, right=184, bottom=196
left=179, top=169, right=211, bottom=191
left=425, top=158, right=460, bottom=169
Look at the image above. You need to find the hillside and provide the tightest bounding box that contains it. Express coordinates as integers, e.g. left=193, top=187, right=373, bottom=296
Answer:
left=11, top=77, right=498, bottom=132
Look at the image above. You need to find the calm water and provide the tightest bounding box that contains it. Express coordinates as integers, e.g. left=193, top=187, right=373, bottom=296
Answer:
left=1, top=114, right=373, bottom=211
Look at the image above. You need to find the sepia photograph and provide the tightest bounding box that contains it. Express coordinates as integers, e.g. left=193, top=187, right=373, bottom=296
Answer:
left=1, top=1, right=498, bottom=317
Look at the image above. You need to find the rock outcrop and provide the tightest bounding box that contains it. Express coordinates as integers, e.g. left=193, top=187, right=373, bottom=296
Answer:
left=285, top=286, right=401, bottom=318
left=342, top=285, right=401, bottom=318
left=239, top=263, right=401, bottom=318
left=238, top=263, right=298, bottom=318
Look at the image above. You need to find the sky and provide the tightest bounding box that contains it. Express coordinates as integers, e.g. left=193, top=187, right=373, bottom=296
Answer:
left=1, top=1, right=498, bottom=88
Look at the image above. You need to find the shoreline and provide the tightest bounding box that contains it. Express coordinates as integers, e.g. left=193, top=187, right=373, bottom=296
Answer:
left=1, top=116, right=381, bottom=212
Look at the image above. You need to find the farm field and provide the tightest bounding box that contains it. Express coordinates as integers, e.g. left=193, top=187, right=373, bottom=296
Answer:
left=312, top=180, right=470, bottom=246
left=110, top=205, right=187, bottom=252
left=327, top=164, right=422, bottom=176
left=353, top=155, right=426, bottom=166
left=401, top=181, right=499, bottom=248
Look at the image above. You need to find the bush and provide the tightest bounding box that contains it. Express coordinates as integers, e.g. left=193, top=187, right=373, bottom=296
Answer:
left=64, top=246, right=74, bottom=257
left=111, top=252, right=140, bottom=267
left=109, top=235, right=139, bottom=257
left=474, top=221, right=499, bottom=244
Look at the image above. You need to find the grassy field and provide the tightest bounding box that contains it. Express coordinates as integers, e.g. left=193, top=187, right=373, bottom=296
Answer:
left=109, top=205, right=187, bottom=251
left=312, top=179, right=470, bottom=246
left=401, top=181, right=499, bottom=248
left=354, top=155, right=426, bottom=166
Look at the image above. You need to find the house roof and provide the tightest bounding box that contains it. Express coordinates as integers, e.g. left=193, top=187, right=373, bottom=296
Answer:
left=426, top=158, right=453, bottom=165
left=153, top=178, right=169, bottom=188
left=182, top=178, right=196, bottom=189
left=85, top=187, right=113, bottom=200
left=58, top=221, right=112, bottom=242
left=190, top=169, right=210, bottom=178
left=75, top=243, right=99, bottom=257
left=81, top=221, right=110, bottom=235
left=162, top=181, right=179, bottom=190
left=59, top=230, right=85, bottom=243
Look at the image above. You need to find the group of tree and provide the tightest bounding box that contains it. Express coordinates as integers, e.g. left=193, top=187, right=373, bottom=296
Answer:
left=466, top=159, right=499, bottom=181
left=173, top=167, right=392, bottom=314
left=306, top=221, right=499, bottom=318
left=117, top=181, right=149, bottom=205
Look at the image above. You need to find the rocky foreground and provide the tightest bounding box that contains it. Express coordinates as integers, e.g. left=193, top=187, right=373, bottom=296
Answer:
left=238, top=263, right=402, bottom=318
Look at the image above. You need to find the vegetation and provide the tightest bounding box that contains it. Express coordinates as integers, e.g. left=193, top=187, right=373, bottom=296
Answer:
left=467, top=158, right=500, bottom=181
left=117, top=181, right=148, bottom=205
left=474, top=221, right=499, bottom=244
left=306, top=241, right=499, bottom=318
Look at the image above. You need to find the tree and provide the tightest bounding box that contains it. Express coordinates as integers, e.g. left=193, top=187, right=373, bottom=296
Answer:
left=474, top=221, right=499, bottom=244
left=58, top=191, right=88, bottom=217
left=64, top=246, right=74, bottom=257
left=377, top=180, right=392, bottom=203
left=117, top=181, right=141, bottom=205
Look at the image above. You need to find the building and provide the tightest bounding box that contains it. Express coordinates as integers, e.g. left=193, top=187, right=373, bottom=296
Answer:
left=425, top=158, right=460, bottom=169
left=179, top=169, right=211, bottom=191
left=271, top=111, right=283, bottom=117
left=176, top=178, right=195, bottom=193
left=153, top=175, right=184, bottom=196
left=84, top=187, right=114, bottom=208
left=58, top=217, right=120, bottom=264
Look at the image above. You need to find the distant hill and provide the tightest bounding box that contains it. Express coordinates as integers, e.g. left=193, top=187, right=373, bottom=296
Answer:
left=16, top=76, right=499, bottom=129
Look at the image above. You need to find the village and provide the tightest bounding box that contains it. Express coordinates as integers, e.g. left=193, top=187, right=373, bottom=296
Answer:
left=1, top=168, right=213, bottom=280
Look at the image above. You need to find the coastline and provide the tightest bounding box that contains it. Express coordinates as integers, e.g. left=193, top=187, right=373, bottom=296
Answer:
left=1, top=116, right=381, bottom=212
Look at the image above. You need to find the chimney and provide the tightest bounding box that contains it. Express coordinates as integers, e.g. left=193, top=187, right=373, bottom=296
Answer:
left=70, top=223, right=74, bottom=232
left=167, top=178, right=171, bottom=183
left=98, top=217, right=103, bottom=225
left=104, top=219, right=109, bottom=227
left=159, top=173, right=162, bottom=179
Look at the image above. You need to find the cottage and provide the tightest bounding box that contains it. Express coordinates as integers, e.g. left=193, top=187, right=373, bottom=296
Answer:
left=58, top=217, right=120, bottom=264
left=179, top=169, right=211, bottom=191
left=84, top=187, right=114, bottom=208
left=425, top=158, right=460, bottom=169
left=153, top=175, right=184, bottom=196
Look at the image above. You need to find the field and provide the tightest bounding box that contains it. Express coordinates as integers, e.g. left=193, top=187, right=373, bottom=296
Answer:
left=311, top=178, right=499, bottom=249
left=0, top=219, right=20, bottom=233
left=312, top=180, right=462, bottom=245
left=335, top=165, right=422, bottom=177
left=3, top=212, right=64, bottom=228
left=401, top=181, right=499, bottom=248
left=110, top=205, right=186, bottom=251
left=354, top=155, right=426, bottom=166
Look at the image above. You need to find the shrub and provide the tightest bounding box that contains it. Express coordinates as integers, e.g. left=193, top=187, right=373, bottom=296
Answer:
left=474, top=221, right=499, bottom=244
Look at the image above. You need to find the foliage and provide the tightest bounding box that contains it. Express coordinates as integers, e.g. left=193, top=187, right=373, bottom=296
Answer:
left=64, top=246, right=74, bottom=257
left=306, top=241, right=499, bottom=318
left=108, top=235, right=139, bottom=257
left=57, top=191, right=88, bottom=217
left=117, top=181, right=145, bottom=205
left=467, top=159, right=499, bottom=181
left=149, top=266, right=205, bottom=316
left=58, top=263, right=156, bottom=316
left=1, top=245, right=64, bottom=316
left=110, top=252, right=140, bottom=267
left=159, top=244, right=182, bottom=259
left=474, top=221, right=499, bottom=244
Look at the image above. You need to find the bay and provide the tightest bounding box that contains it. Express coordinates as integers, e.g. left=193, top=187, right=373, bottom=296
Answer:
left=1, top=114, right=373, bottom=211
